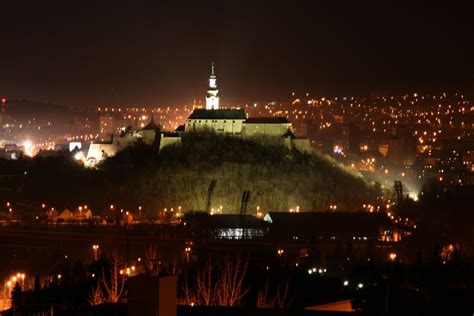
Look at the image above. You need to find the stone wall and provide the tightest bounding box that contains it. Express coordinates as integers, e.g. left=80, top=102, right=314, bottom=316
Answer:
left=242, top=123, right=292, bottom=138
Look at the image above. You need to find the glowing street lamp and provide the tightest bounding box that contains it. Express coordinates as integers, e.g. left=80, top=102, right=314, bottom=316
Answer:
left=20, top=273, right=25, bottom=288
left=389, top=252, right=397, bottom=262
left=92, top=244, right=99, bottom=261
left=184, top=247, right=192, bottom=263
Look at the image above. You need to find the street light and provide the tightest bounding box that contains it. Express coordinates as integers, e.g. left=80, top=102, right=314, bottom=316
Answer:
left=184, top=247, right=191, bottom=263
left=389, top=252, right=397, bottom=261
left=92, top=244, right=99, bottom=261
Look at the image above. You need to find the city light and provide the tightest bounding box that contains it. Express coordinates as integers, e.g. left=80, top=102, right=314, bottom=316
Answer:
left=23, top=140, right=34, bottom=156
left=92, top=244, right=100, bottom=261
left=74, top=151, right=85, bottom=161
left=389, top=253, right=397, bottom=261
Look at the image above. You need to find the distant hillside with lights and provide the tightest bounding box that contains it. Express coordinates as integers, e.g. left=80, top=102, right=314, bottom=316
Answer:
left=5, top=99, right=71, bottom=120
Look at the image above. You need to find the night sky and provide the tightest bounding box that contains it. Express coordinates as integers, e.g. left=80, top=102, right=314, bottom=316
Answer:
left=0, top=1, right=473, bottom=107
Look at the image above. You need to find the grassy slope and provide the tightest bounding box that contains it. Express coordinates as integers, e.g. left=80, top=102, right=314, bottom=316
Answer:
left=101, top=135, right=381, bottom=214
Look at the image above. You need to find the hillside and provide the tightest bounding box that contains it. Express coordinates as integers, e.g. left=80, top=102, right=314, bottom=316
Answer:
left=99, top=135, right=382, bottom=214
left=11, top=135, right=382, bottom=215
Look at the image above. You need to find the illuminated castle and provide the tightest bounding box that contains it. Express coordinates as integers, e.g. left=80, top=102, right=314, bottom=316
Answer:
left=86, top=64, right=312, bottom=167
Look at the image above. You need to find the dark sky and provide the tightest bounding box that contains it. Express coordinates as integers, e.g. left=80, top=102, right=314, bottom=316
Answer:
left=0, top=1, right=473, bottom=107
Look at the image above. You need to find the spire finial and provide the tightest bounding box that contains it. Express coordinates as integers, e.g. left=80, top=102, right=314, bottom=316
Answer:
left=211, top=62, right=215, bottom=76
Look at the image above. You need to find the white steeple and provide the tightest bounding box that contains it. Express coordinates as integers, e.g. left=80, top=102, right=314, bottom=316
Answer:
left=206, top=62, right=219, bottom=110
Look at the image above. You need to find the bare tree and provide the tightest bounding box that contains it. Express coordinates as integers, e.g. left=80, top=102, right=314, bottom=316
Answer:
left=196, top=258, right=218, bottom=305
left=179, top=274, right=196, bottom=306
left=216, top=253, right=250, bottom=306
left=180, top=253, right=250, bottom=307
left=88, top=281, right=105, bottom=306
left=145, top=244, right=159, bottom=275
left=257, top=277, right=291, bottom=309
left=103, top=251, right=125, bottom=303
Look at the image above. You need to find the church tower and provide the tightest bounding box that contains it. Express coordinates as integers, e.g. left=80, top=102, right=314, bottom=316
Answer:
left=205, top=62, right=219, bottom=110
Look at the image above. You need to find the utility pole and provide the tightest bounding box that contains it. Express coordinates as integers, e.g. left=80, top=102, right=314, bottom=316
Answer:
left=240, top=190, right=251, bottom=238
left=126, top=225, right=130, bottom=268
left=1, top=98, right=6, bottom=140
left=394, top=180, right=403, bottom=213
left=205, top=180, right=217, bottom=213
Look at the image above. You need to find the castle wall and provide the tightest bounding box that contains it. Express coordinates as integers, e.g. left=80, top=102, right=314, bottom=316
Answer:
left=292, top=138, right=313, bottom=154
left=138, top=130, right=157, bottom=145
left=159, top=134, right=182, bottom=151
left=242, top=123, right=292, bottom=138
left=185, top=119, right=244, bottom=135
left=86, top=143, right=118, bottom=166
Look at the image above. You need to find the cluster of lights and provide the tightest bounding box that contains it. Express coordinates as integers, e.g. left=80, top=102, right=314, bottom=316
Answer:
left=289, top=206, right=300, bottom=213
left=307, top=267, right=327, bottom=275
left=184, top=243, right=193, bottom=262
left=119, top=265, right=136, bottom=276
left=97, top=106, right=193, bottom=131
left=210, top=205, right=223, bottom=216
left=2, top=273, right=26, bottom=309
left=66, top=134, right=99, bottom=142
left=362, top=204, right=379, bottom=213
left=162, top=206, right=183, bottom=219
left=5, top=273, right=26, bottom=288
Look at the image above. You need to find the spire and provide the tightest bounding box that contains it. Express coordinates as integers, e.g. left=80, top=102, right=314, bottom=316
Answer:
left=142, top=113, right=158, bottom=130
left=206, top=62, right=219, bottom=109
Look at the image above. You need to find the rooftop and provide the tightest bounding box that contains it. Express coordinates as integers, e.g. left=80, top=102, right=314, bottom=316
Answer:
left=246, top=117, right=290, bottom=124
left=264, top=211, right=393, bottom=237
left=188, top=109, right=246, bottom=120
left=142, top=116, right=159, bottom=131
